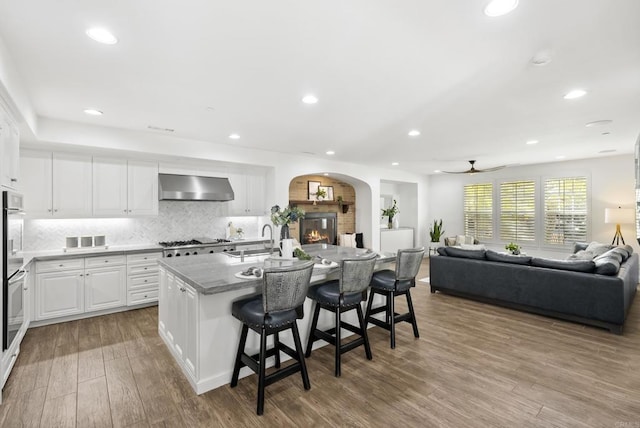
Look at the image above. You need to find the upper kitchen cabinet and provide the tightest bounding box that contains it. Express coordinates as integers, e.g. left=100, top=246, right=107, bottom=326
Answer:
left=0, top=104, right=20, bottom=189
left=93, top=158, right=158, bottom=216
left=227, top=172, right=267, bottom=216
left=21, top=150, right=92, bottom=217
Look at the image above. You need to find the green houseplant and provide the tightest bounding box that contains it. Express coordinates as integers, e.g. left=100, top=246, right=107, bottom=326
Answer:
left=381, top=199, right=399, bottom=229
left=429, top=219, right=444, bottom=243
left=505, top=242, right=520, bottom=255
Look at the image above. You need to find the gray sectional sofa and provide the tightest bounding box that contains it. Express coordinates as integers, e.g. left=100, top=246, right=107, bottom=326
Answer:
left=429, top=243, right=638, bottom=334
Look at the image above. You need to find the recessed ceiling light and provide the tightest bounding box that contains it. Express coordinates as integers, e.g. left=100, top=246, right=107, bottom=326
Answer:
left=526, top=140, right=539, bottom=145
left=229, top=133, right=240, bottom=140
left=556, top=155, right=566, bottom=159
left=326, top=150, right=335, bottom=155
left=391, top=162, right=399, bottom=166
left=434, top=170, right=441, bottom=173
left=585, top=120, right=613, bottom=127
left=484, top=0, right=519, bottom=17
left=302, top=95, right=318, bottom=104
left=408, top=130, right=421, bottom=137
left=563, top=89, right=587, bottom=100
left=84, top=109, right=103, bottom=116
left=323, top=173, right=329, bottom=176
left=86, top=27, right=118, bottom=45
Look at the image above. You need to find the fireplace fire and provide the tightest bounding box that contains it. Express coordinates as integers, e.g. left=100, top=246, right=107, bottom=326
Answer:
left=299, top=212, right=337, bottom=245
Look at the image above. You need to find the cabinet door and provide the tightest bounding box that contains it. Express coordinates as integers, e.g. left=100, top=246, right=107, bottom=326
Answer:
left=128, top=160, right=158, bottom=216
left=36, top=270, right=84, bottom=320
left=165, top=273, right=179, bottom=347
left=158, top=267, right=168, bottom=335
left=85, top=265, right=127, bottom=312
left=52, top=153, right=92, bottom=217
left=172, top=278, right=188, bottom=360
left=20, top=150, right=53, bottom=217
left=183, top=284, right=198, bottom=379
left=226, top=173, right=247, bottom=215
left=0, top=114, right=19, bottom=189
left=93, top=157, right=128, bottom=216
left=245, top=173, right=267, bottom=215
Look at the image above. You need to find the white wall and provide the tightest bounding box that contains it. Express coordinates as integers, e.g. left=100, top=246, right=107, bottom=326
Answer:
left=428, top=155, right=637, bottom=258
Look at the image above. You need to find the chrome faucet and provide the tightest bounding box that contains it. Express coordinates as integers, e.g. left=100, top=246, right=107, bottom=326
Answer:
left=262, top=224, right=274, bottom=254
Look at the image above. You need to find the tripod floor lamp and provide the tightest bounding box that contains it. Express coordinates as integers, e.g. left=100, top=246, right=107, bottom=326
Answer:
left=604, top=207, right=635, bottom=245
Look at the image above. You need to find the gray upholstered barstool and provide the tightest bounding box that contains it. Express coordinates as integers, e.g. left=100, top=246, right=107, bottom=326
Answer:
left=365, top=247, right=424, bottom=349
left=305, top=252, right=378, bottom=377
left=230, top=260, right=315, bottom=415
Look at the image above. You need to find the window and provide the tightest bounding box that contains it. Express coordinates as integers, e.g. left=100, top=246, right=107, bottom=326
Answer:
left=463, top=183, right=493, bottom=240
left=544, top=177, right=588, bottom=245
left=500, top=180, right=536, bottom=242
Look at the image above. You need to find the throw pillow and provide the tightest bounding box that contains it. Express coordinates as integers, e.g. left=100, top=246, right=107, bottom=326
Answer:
left=444, top=247, right=486, bottom=260
left=593, top=256, right=621, bottom=276
left=567, top=250, right=595, bottom=261
left=455, top=235, right=466, bottom=246
left=595, top=248, right=624, bottom=263
left=486, top=249, right=532, bottom=265
left=531, top=258, right=595, bottom=273
left=573, top=242, right=589, bottom=253
left=623, top=244, right=634, bottom=255
left=460, top=243, right=486, bottom=250
left=585, top=241, right=613, bottom=257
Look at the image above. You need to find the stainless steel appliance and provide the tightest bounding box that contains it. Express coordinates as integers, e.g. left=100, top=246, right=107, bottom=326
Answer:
left=159, top=238, right=235, bottom=258
left=3, top=191, right=25, bottom=351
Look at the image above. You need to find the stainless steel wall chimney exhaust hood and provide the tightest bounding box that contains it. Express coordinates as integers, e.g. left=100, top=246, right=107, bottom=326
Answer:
left=158, top=174, right=235, bottom=201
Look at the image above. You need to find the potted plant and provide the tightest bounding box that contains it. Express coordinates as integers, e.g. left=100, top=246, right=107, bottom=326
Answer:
left=429, top=219, right=444, bottom=243
left=313, top=187, right=327, bottom=205
left=381, top=199, right=399, bottom=229
left=270, top=204, right=305, bottom=239
left=505, top=242, right=520, bottom=255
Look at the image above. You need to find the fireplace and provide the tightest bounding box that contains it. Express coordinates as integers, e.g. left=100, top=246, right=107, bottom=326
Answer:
left=300, top=212, right=337, bottom=245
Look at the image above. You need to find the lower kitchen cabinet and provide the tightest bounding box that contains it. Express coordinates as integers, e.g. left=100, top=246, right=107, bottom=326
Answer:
left=126, top=251, right=161, bottom=305
left=36, top=269, right=85, bottom=320
left=85, top=264, right=127, bottom=311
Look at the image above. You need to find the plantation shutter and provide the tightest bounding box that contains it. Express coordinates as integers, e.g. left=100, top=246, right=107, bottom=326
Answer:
left=499, top=180, right=536, bottom=242
left=463, top=183, right=493, bottom=240
left=544, top=177, right=588, bottom=245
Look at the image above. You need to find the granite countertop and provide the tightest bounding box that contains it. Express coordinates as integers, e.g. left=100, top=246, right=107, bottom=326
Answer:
left=22, top=243, right=164, bottom=263
left=159, top=244, right=397, bottom=295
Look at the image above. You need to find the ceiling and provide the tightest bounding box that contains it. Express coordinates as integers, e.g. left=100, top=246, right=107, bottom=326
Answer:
left=1, top=1, right=639, bottom=174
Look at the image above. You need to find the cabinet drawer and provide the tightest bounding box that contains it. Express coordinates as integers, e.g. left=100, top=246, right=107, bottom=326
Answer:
left=85, top=255, right=126, bottom=268
left=128, top=274, right=159, bottom=291
left=36, top=258, right=84, bottom=273
left=128, top=264, right=159, bottom=276
left=127, top=252, right=162, bottom=264
left=128, top=288, right=159, bottom=305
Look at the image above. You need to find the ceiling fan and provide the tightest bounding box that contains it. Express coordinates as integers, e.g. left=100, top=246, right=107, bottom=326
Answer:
left=442, top=160, right=507, bottom=174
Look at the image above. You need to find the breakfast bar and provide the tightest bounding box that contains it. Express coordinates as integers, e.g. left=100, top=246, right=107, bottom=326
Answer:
left=157, top=244, right=395, bottom=394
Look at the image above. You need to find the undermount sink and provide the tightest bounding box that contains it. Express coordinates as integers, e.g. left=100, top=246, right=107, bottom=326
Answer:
left=224, top=248, right=275, bottom=258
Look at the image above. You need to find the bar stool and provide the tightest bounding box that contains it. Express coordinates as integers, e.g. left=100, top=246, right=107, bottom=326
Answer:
left=230, top=260, right=315, bottom=415
left=365, top=247, right=424, bottom=349
left=305, top=252, right=378, bottom=377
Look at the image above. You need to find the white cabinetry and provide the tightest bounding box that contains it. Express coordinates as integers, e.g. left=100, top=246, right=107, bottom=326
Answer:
left=20, top=151, right=92, bottom=217
left=84, top=256, right=127, bottom=311
left=159, top=268, right=198, bottom=382
left=227, top=172, right=267, bottom=216
left=126, top=251, right=161, bottom=305
left=0, top=105, right=20, bottom=189
left=35, top=255, right=127, bottom=321
left=35, top=258, right=85, bottom=320
left=93, top=158, right=158, bottom=216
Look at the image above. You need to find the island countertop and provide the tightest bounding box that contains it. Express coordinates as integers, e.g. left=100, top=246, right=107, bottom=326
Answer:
left=158, top=244, right=396, bottom=295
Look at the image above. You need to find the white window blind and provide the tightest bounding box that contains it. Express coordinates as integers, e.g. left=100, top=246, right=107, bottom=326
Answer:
left=463, top=183, right=493, bottom=240
left=500, top=180, right=536, bottom=242
left=544, top=177, right=588, bottom=245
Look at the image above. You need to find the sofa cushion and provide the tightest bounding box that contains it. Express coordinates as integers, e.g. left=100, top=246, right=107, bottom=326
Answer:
left=593, top=255, right=621, bottom=276
left=444, top=247, right=486, bottom=260
left=596, top=249, right=624, bottom=263
left=573, top=242, right=589, bottom=253
left=623, top=244, right=634, bottom=255
left=585, top=241, right=613, bottom=257
left=436, top=247, right=448, bottom=256
left=531, top=257, right=595, bottom=273
left=485, top=249, right=532, bottom=265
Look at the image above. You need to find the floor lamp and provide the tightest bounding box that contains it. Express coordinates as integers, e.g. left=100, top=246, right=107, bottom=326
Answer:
left=604, top=207, right=635, bottom=245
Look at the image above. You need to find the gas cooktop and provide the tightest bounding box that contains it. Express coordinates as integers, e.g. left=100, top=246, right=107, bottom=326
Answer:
left=159, top=238, right=231, bottom=248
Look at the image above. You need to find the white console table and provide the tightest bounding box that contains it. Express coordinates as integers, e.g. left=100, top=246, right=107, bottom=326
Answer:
left=380, top=227, right=414, bottom=253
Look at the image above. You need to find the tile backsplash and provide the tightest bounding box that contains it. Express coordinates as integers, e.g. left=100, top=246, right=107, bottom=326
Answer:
left=24, top=201, right=269, bottom=251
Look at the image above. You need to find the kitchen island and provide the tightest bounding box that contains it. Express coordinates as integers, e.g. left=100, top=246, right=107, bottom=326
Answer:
left=158, top=244, right=395, bottom=394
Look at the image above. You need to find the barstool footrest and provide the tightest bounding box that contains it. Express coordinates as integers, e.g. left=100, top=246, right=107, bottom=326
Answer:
left=264, top=362, right=303, bottom=387
left=340, top=337, right=365, bottom=354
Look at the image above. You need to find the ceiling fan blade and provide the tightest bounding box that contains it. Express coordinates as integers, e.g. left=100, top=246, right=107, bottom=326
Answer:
left=441, top=160, right=507, bottom=174
left=476, top=165, right=506, bottom=172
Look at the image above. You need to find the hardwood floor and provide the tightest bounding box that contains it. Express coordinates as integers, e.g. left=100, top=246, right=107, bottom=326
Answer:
left=2, top=259, right=640, bottom=427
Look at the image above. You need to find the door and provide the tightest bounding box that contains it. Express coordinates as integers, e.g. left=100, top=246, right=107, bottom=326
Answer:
left=52, top=152, right=92, bottom=217
left=36, top=270, right=84, bottom=320
left=85, top=265, right=126, bottom=312
left=128, top=160, right=158, bottom=216
left=93, top=157, right=128, bottom=216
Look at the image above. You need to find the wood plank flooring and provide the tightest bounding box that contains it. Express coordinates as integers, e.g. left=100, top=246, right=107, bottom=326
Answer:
left=2, top=259, right=640, bottom=427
